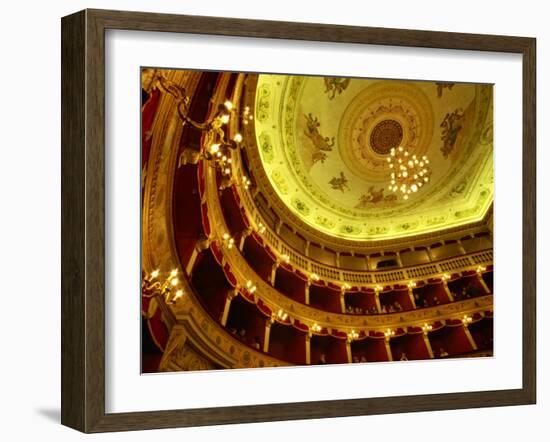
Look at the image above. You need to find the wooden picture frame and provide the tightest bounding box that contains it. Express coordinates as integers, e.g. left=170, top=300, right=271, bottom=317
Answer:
left=61, top=8, right=536, bottom=433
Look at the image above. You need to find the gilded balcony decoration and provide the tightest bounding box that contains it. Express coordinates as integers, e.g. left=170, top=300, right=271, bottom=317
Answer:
left=140, top=69, right=494, bottom=372
left=249, top=75, right=493, bottom=241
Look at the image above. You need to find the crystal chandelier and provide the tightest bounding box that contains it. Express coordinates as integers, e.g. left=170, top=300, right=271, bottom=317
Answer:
left=386, top=146, right=431, bottom=200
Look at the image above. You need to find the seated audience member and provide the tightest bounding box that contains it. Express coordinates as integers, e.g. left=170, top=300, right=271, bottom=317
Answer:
left=360, top=355, right=367, bottom=363
left=400, top=352, right=408, bottom=361
left=439, top=347, right=449, bottom=357
left=319, top=353, right=327, bottom=364
left=253, top=336, right=261, bottom=350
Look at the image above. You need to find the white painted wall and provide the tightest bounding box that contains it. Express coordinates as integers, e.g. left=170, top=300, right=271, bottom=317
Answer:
left=0, top=0, right=546, bottom=440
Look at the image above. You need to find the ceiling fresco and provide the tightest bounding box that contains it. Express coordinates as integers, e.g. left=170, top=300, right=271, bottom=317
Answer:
left=252, top=74, right=493, bottom=241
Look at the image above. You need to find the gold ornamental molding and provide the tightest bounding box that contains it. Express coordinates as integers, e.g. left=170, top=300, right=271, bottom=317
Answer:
left=239, top=74, right=494, bottom=249
left=142, top=71, right=493, bottom=369
left=201, top=151, right=493, bottom=334
left=142, top=71, right=291, bottom=369
left=231, top=137, right=492, bottom=284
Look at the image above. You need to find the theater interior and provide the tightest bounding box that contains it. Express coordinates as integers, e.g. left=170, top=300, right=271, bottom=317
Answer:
left=140, top=69, right=494, bottom=372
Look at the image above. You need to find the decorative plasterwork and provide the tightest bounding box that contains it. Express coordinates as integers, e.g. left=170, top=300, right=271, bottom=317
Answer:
left=202, top=153, right=493, bottom=332
left=251, top=74, right=494, bottom=241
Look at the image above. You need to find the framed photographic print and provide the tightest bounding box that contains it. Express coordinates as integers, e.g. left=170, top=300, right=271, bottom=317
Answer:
left=61, top=9, right=536, bottom=433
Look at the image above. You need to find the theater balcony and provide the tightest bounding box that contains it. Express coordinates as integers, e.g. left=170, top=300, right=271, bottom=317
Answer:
left=141, top=69, right=494, bottom=372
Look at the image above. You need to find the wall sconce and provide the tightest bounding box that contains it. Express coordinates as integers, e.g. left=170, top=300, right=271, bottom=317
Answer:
left=241, top=175, right=251, bottom=190
left=222, top=233, right=235, bottom=249
left=257, top=222, right=267, bottom=234
left=142, top=268, right=182, bottom=303
left=422, top=323, right=433, bottom=334
left=245, top=280, right=257, bottom=294
left=311, top=323, right=322, bottom=333
left=154, top=75, right=243, bottom=169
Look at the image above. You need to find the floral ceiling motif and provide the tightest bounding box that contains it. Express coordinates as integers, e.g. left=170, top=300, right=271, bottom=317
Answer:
left=251, top=74, right=493, bottom=241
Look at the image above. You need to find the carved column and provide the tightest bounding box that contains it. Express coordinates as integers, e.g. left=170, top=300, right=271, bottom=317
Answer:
left=158, top=325, right=188, bottom=372
left=305, top=282, right=311, bottom=305
left=340, top=291, right=346, bottom=314
left=185, top=235, right=211, bottom=276
left=408, top=286, right=417, bottom=309
left=384, top=337, right=394, bottom=362
left=346, top=340, right=353, bottom=363
left=306, top=334, right=312, bottom=365
left=270, top=262, right=278, bottom=287
left=263, top=320, right=272, bottom=353
left=366, top=254, right=373, bottom=270
left=477, top=273, right=491, bottom=294
left=220, top=289, right=237, bottom=326
left=374, top=289, right=382, bottom=313
left=426, top=246, right=434, bottom=262
left=463, top=325, right=478, bottom=351
left=457, top=239, right=467, bottom=255
left=442, top=280, right=455, bottom=302
left=395, top=251, right=404, bottom=268
left=422, top=331, right=435, bottom=359
left=239, top=228, right=252, bottom=252
left=275, top=219, right=283, bottom=235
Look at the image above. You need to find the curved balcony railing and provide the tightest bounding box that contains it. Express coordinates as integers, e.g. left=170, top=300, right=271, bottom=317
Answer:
left=224, top=78, right=492, bottom=286
left=201, top=155, right=493, bottom=334
left=228, top=150, right=492, bottom=286
left=154, top=71, right=493, bottom=368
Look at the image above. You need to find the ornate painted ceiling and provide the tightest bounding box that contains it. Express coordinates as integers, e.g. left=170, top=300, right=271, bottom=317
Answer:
left=252, top=74, right=493, bottom=241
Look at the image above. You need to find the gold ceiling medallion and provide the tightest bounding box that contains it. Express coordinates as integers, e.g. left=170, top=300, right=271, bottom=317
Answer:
left=253, top=75, right=493, bottom=241
left=369, top=119, right=404, bottom=155
left=387, top=146, right=431, bottom=200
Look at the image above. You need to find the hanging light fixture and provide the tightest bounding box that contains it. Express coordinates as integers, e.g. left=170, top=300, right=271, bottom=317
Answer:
left=386, top=146, right=431, bottom=200
left=154, top=74, right=243, bottom=170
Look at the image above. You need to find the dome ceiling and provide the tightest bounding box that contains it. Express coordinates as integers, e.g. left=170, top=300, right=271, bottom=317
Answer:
left=252, top=74, right=493, bottom=241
